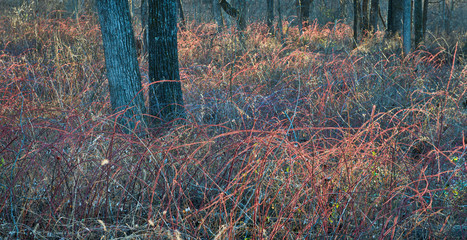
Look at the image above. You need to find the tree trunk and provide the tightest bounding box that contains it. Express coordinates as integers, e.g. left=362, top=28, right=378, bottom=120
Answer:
left=414, top=0, right=422, bottom=47
left=213, top=0, right=224, bottom=32
left=141, top=0, right=148, bottom=54
left=361, top=0, right=370, bottom=34
left=219, top=0, right=246, bottom=30
left=422, top=0, right=428, bottom=38
left=444, top=0, right=451, bottom=34
left=393, top=0, right=404, bottom=34
left=388, top=0, right=403, bottom=35
left=148, top=0, right=186, bottom=125
left=300, top=0, right=312, bottom=27
left=296, top=0, right=303, bottom=35
left=267, top=0, right=274, bottom=33
left=277, top=0, right=284, bottom=41
left=354, top=0, right=360, bottom=43
left=387, top=0, right=393, bottom=32
left=402, top=0, right=411, bottom=54
left=96, top=0, right=145, bottom=132
left=370, top=0, right=378, bottom=32
left=339, top=0, right=347, bottom=19
left=237, top=0, right=247, bottom=30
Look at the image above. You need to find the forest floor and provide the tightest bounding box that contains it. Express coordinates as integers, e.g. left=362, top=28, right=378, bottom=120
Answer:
left=0, top=7, right=466, bottom=240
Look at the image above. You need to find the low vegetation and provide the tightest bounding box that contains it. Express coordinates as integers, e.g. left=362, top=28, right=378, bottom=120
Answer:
left=0, top=6, right=466, bottom=239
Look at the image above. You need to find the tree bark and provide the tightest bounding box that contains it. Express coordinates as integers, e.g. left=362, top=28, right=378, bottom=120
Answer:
left=267, top=0, right=274, bottom=33
left=213, top=0, right=224, bottom=32
left=277, top=0, right=284, bottom=41
left=97, top=0, right=145, bottom=132
left=422, top=0, right=428, bottom=38
left=370, top=0, right=378, bottom=32
left=387, top=0, right=393, bottom=33
left=296, top=0, right=302, bottom=35
left=219, top=0, right=246, bottom=30
left=339, top=0, right=347, bottom=19
left=300, top=0, right=312, bottom=27
left=237, top=0, right=247, bottom=30
left=354, top=0, right=360, bottom=43
left=148, top=0, right=186, bottom=125
left=444, top=0, right=451, bottom=34
left=361, top=0, right=370, bottom=34
left=387, top=0, right=403, bottom=35
left=141, top=0, right=148, bottom=54
left=402, top=0, right=411, bottom=54
left=393, top=0, right=404, bottom=34
left=414, top=0, right=422, bottom=47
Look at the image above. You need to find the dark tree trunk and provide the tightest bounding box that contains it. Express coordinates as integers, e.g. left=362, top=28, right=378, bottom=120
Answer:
left=97, top=0, right=145, bottom=132
left=393, top=0, right=404, bottom=35
left=298, top=0, right=312, bottom=28
left=219, top=0, right=246, bottom=30
left=422, top=0, right=428, bottom=37
left=387, top=0, right=403, bottom=35
left=354, top=0, right=360, bottom=43
left=414, top=0, right=422, bottom=47
left=148, top=0, right=185, bottom=125
left=339, top=0, right=347, bottom=19
left=370, top=0, right=379, bottom=32
left=237, top=0, right=247, bottom=30
left=267, top=0, right=274, bottom=33
left=141, top=0, right=148, bottom=54
left=402, top=0, right=411, bottom=54
left=387, top=0, right=393, bottom=32
left=213, top=0, right=224, bottom=32
left=361, top=0, right=370, bottom=34
left=296, top=0, right=303, bottom=35
left=277, top=0, right=284, bottom=41
left=444, top=0, right=451, bottom=35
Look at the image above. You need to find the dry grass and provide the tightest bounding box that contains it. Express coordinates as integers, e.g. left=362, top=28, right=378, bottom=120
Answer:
left=0, top=5, right=466, bottom=240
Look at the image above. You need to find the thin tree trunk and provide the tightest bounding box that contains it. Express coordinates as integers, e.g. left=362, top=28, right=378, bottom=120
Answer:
left=277, top=0, right=284, bottom=41
left=300, top=0, right=312, bottom=27
left=354, top=0, right=360, bottom=44
left=219, top=0, right=246, bottom=30
left=370, top=0, right=378, bottom=32
left=414, top=0, right=422, bottom=47
left=267, top=0, right=274, bottom=33
left=97, top=0, right=145, bottom=132
left=141, top=0, right=148, bottom=54
left=339, top=0, right=347, bottom=19
left=362, top=0, right=370, bottom=34
left=238, top=0, right=246, bottom=30
left=296, top=0, right=303, bottom=35
left=444, top=0, right=451, bottom=34
left=402, top=0, right=411, bottom=54
left=388, top=0, right=404, bottom=35
left=213, top=0, right=224, bottom=32
left=422, top=0, right=428, bottom=38
left=148, top=0, right=185, bottom=125
left=393, top=0, right=404, bottom=34
left=387, top=0, right=393, bottom=32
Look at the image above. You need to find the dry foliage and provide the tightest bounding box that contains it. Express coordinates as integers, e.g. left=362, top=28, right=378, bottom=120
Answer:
left=0, top=4, right=466, bottom=239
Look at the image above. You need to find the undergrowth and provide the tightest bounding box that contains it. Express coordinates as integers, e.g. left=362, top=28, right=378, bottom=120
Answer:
left=0, top=6, right=466, bottom=240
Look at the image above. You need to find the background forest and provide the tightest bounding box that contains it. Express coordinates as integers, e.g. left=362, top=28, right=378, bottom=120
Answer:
left=0, top=0, right=466, bottom=239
